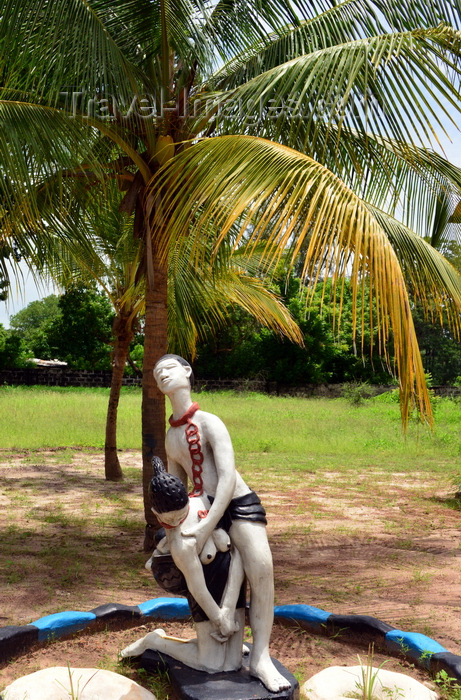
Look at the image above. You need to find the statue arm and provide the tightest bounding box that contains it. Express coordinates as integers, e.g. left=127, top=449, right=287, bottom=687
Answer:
left=211, top=546, right=244, bottom=641
left=221, top=546, right=244, bottom=613
left=171, top=535, right=241, bottom=641
left=170, top=537, right=223, bottom=629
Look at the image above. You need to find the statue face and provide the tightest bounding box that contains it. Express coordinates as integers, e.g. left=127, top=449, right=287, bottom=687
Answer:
left=152, top=504, right=189, bottom=528
left=154, top=358, right=192, bottom=394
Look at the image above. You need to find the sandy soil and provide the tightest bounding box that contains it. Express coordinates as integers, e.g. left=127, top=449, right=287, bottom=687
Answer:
left=0, top=448, right=459, bottom=696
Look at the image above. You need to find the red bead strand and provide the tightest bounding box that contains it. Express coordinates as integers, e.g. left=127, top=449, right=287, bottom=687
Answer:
left=169, top=403, right=205, bottom=497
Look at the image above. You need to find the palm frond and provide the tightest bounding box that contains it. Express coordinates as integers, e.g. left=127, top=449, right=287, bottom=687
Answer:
left=168, top=232, right=302, bottom=357
left=366, top=203, right=461, bottom=336
left=201, top=26, right=461, bottom=156
left=207, top=0, right=461, bottom=90
left=150, top=134, right=433, bottom=425
left=207, top=0, right=387, bottom=90
left=199, top=0, right=309, bottom=69
left=0, top=100, right=111, bottom=260
left=304, top=128, right=461, bottom=238
left=0, top=0, right=149, bottom=103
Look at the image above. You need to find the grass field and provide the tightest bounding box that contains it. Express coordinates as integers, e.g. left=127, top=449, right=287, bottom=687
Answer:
left=1, top=385, right=460, bottom=485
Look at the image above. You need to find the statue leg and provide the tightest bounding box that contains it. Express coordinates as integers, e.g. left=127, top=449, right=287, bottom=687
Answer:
left=222, top=607, right=245, bottom=671
left=121, top=625, right=229, bottom=673
left=229, top=520, right=291, bottom=693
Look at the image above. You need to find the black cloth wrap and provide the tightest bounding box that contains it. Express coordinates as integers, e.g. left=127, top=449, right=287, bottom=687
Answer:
left=208, top=490, right=267, bottom=531
left=151, top=549, right=246, bottom=623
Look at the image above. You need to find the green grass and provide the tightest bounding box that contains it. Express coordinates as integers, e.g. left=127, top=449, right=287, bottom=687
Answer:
left=0, top=385, right=141, bottom=448
left=1, top=386, right=461, bottom=482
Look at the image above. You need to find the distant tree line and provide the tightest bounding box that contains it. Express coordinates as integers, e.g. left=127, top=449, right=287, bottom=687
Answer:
left=2, top=280, right=461, bottom=386
left=1, top=288, right=113, bottom=371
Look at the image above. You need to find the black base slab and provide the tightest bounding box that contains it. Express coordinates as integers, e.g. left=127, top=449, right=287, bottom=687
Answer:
left=140, top=646, right=299, bottom=700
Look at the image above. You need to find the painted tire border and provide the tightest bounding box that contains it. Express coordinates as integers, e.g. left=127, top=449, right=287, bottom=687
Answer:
left=0, top=599, right=460, bottom=684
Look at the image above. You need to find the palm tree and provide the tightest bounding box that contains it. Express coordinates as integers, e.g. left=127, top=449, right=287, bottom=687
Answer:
left=27, top=181, right=301, bottom=483
left=1, top=0, right=461, bottom=547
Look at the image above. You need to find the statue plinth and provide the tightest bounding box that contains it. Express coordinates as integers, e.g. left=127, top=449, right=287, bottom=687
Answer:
left=139, top=645, right=299, bottom=700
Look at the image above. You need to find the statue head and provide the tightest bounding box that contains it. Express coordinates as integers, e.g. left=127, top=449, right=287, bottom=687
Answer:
left=149, top=456, right=189, bottom=528
left=153, top=354, right=194, bottom=394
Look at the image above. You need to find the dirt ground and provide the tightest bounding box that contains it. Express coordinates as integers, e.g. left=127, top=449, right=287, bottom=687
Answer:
left=0, top=448, right=459, bottom=696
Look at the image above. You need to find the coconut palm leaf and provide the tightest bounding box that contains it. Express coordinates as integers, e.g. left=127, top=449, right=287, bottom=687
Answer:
left=450, top=201, right=461, bottom=224
left=198, top=0, right=316, bottom=67
left=231, top=116, right=461, bottom=242
left=202, top=25, right=461, bottom=157
left=168, top=230, right=302, bottom=357
left=0, top=0, right=313, bottom=103
left=207, top=0, right=385, bottom=90
left=0, top=100, right=112, bottom=270
left=208, top=0, right=461, bottom=93
left=0, top=106, right=120, bottom=291
left=0, top=0, right=148, bottom=101
left=149, top=133, right=436, bottom=424
left=428, top=188, right=457, bottom=251
left=310, top=128, right=461, bottom=237
left=365, top=202, right=461, bottom=334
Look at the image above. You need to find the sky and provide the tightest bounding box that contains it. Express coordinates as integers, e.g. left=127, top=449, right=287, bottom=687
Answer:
left=0, top=263, right=58, bottom=328
left=1, top=100, right=460, bottom=330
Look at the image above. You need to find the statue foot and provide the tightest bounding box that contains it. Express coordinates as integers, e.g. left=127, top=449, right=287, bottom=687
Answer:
left=120, top=628, right=166, bottom=658
left=250, top=656, right=291, bottom=693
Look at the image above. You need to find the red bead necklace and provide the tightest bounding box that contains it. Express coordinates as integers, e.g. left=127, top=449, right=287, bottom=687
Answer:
left=169, top=402, right=204, bottom=497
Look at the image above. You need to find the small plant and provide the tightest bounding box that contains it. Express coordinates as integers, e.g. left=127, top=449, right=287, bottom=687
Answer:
left=55, top=663, right=99, bottom=700
left=341, top=382, right=375, bottom=406
left=412, top=569, right=432, bottom=584
left=135, top=667, right=171, bottom=699
left=345, top=644, right=404, bottom=700
left=434, top=669, right=461, bottom=699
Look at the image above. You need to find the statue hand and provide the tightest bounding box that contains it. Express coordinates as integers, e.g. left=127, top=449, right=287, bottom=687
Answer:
left=210, top=630, right=229, bottom=643
left=215, top=608, right=239, bottom=640
left=181, top=523, right=209, bottom=555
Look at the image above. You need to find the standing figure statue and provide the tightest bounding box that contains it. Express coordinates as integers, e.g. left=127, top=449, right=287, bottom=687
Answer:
left=124, top=354, right=290, bottom=693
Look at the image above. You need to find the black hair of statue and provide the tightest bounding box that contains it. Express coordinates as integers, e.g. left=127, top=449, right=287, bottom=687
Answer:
left=150, top=455, right=189, bottom=514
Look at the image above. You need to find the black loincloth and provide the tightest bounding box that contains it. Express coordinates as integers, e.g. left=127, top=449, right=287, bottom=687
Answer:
left=208, top=490, right=267, bottom=532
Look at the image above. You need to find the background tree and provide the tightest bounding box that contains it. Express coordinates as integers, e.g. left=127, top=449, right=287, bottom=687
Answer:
left=410, top=208, right=461, bottom=385
left=9, top=295, right=61, bottom=360
left=0, top=323, right=29, bottom=369
left=412, top=305, right=461, bottom=385
left=195, top=276, right=393, bottom=385
left=45, top=287, right=114, bottom=370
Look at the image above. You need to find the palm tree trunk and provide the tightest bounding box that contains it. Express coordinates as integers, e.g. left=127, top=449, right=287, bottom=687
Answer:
left=104, top=314, right=134, bottom=481
left=142, top=238, right=167, bottom=551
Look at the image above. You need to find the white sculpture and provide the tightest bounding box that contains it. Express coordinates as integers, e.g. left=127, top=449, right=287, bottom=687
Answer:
left=123, top=469, right=246, bottom=672
left=122, top=354, right=290, bottom=693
